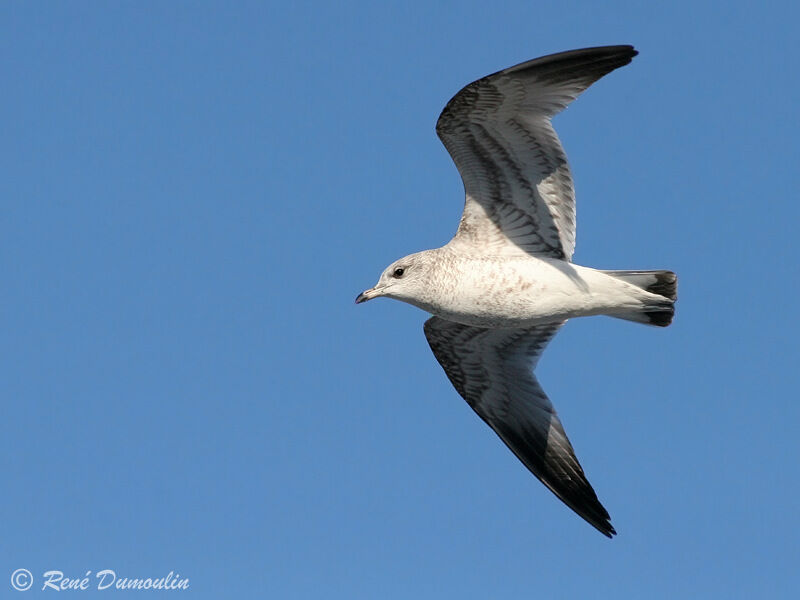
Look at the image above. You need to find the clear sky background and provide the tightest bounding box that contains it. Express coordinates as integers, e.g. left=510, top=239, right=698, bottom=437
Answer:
left=2, top=1, right=798, bottom=598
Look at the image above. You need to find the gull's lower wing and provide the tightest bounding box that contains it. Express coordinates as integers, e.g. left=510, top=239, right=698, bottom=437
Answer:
left=423, top=316, right=615, bottom=537
left=437, top=45, right=637, bottom=261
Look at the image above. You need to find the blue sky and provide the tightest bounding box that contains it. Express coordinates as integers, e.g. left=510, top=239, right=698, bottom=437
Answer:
left=2, top=1, right=798, bottom=597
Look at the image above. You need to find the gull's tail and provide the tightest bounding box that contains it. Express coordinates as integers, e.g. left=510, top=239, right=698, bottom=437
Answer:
left=602, top=270, right=678, bottom=327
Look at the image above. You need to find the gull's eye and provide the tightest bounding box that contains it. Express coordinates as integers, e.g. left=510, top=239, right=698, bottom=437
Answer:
left=393, top=267, right=405, bottom=278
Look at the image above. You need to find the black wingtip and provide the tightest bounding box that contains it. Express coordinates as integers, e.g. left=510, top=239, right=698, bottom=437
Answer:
left=501, top=44, right=638, bottom=78
left=574, top=499, right=615, bottom=537
left=578, top=502, right=616, bottom=538
left=542, top=473, right=617, bottom=538
left=599, top=521, right=617, bottom=539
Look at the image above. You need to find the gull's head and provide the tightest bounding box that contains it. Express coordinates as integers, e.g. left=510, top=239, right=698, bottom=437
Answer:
left=356, top=252, right=429, bottom=306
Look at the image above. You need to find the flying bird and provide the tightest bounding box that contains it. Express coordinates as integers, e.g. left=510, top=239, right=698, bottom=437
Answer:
left=356, top=46, right=676, bottom=537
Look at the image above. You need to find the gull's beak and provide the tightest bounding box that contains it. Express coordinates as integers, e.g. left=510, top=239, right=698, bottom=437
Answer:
left=355, top=287, right=380, bottom=304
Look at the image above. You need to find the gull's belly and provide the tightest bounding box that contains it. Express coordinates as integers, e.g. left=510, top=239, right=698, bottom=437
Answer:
left=429, top=257, right=613, bottom=328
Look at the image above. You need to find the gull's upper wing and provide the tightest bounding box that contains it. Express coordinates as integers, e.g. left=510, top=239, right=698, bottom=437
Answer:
left=424, top=316, right=615, bottom=537
left=437, top=45, right=637, bottom=260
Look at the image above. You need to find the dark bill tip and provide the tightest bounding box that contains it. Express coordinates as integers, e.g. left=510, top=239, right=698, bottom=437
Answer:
left=356, top=287, right=379, bottom=304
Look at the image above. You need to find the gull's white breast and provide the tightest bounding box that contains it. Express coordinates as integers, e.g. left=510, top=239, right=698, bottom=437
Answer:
left=418, top=250, right=649, bottom=328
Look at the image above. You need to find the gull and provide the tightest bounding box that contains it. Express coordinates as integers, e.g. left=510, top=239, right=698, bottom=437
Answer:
left=355, top=46, right=676, bottom=537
